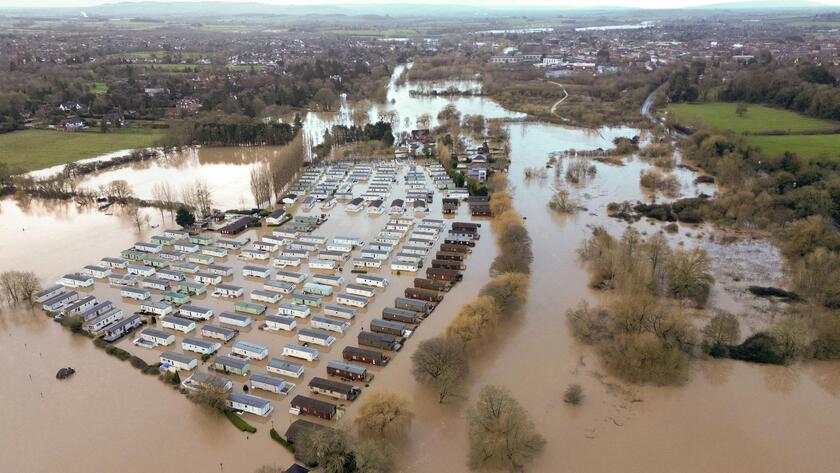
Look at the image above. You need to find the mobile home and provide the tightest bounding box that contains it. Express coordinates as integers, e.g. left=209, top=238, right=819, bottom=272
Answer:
left=182, top=337, right=221, bottom=355
left=164, top=229, right=189, bottom=240
left=109, top=273, right=138, bottom=287
left=78, top=300, right=114, bottom=321
left=326, top=360, right=368, bottom=382
left=335, top=292, right=368, bottom=308
left=318, top=250, right=348, bottom=262
left=190, top=234, right=213, bottom=246
left=371, top=319, right=407, bottom=337
left=194, top=271, right=222, bottom=286
left=308, top=258, right=337, bottom=271
left=64, top=295, right=97, bottom=315
left=345, top=284, right=375, bottom=298
left=240, top=248, right=269, bottom=261
left=219, top=312, right=252, bottom=328
left=80, top=264, right=111, bottom=279
left=264, top=280, right=295, bottom=295
left=101, top=314, right=143, bottom=342
left=160, top=351, right=198, bottom=371
left=58, top=273, right=94, bottom=288
left=242, top=265, right=271, bottom=279
left=134, top=242, right=162, bottom=253
left=126, top=265, right=155, bottom=277
left=233, top=301, right=266, bottom=316
left=232, top=341, right=269, bottom=360
left=355, top=275, right=388, bottom=288
left=265, top=315, right=297, bottom=332
left=213, top=355, right=251, bottom=376
left=414, top=278, right=451, bottom=292
left=311, top=274, right=343, bottom=287
left=273, top=256, right=302, bottom=268
left=187, top=253, right=215, bottom=266
left=207, top=264, right=234, bottom=277
left=290, top=395, right=340, bottom=420
left=395, top=297, right=433, bottom=314
left=216, top=239, right=242, bottom=250
left=121, top=287, right=150, bottom=301
left=174, top=242, right=200, bottom=253
left=309, top=377, right=360, bottom=401
left=343, top=346, right=389, bottom=366
left=276, top=271, right=307, bottom=285
left=298, top=328, right=336, bottom=347
left=160, top=290, right=190, bottom=304
left=303, top=282, right=333, bottom=297
left=251, top=290, right=280, bottom=304
left=323, top=304, right=356, bottom=320
left=172, top=262, right=201, bottom=274
left=283, top=343, right=320, bottom=362
left=101, top=257, right=129, bottom=269
left=395, top=253, right=423, bottom=264
left=361, top=249, right=389, bottom=261
left=178, top=304, right=214, bottom=320
left=405, top=287, right=443, bottom=303
left=214, top=284, right=244, bottom=298
left=157, top=269, right=186, bottom=282
left=177, top=280, right=207, bottom=295
left=151, top=235, right=175, bottom=246
left=267, top=358, right=305, bottom=378
left=139, top=328, right=175, bottom=347
left=253, top=240, right=280, bottom=253
left=202, top=246, right=228, bottom=258
left=401, top=245, right=428, bottom=256
left=292, top=292, right=322, bottom=308
left=310, top=316, right=350, bottom=334
left=160, top=315, right=195, bottom=333
left=227, top=393, right=273, bottom=417
left=358, top=331, right=400, bottom=351
left=140, top=301, right=172, bottom=316
left=352, top=258, right=382, bottom=269
left=201, top=324, right=237, bottom=342
left=84, top=308, right=124, bottom=333
left=141, top=277, right=170, bottom=291
left=432, top=259, right=465, bottom=271
left=251, top=373, right=295, bottom=396
left=390, top=262, right=419, bottom=273
left=383, top=307, right=421, bottom=325
left=278, top=303, right=310, bottom=319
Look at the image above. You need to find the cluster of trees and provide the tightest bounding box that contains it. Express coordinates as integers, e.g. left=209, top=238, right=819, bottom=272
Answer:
left=578, top=226, right=714, bottom=307
left=639, top=169, right=680, bottom=197
left=0, top=271, right=41, bottom=306
left=161, top=112, right=297, bottom=147
left=316, top=121, right=395, bottom=158
left=249, top=133, right=305, bottom=208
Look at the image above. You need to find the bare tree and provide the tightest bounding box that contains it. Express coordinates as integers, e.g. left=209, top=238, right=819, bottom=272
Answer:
left=412, top=336, right=469, bottom=403
left=106, top=180, right=134, bottom=201
left=353, top=390, right=414, bottom=443
left=182, top=179, right=213, bottom=217
left=0, top=271, right=41, bottom=305
left=125, top=204, right=149, bottom=231
left=152, top=181, right=176, bottom=219
left=250, top=162, right=273, bottom=208
left=188, top=375, right=228, bottom=413
left=295, top=427, right=354, bottom=473
left=354, top=440, right=396, bottom=473
left=467, top=385, right=546, bottom=473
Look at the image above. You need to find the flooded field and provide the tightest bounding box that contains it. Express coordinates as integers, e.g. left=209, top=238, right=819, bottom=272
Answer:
left=2, top=64, right=840, bottom=473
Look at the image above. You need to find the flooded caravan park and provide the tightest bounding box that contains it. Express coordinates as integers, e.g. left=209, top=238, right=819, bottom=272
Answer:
left=2, top=66, right=840, bottom=473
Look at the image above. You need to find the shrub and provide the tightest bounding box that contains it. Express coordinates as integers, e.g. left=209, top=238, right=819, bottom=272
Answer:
left=270, top=428, right=295, bottom=453
left=224, top=410, right=257, bottom=433
left=447, top=296, right=501, bottom=348
left=599, top=332, right=690, bottom=385
left=729, top=333, right=787, bottom=364
left=563, top=384, right=584, bottom=405
left=479, top=273, right=529, bottom=318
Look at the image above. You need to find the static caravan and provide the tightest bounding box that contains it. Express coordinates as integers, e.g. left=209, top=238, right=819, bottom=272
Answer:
left=264, top=280, right=295, bottom=295
left=414, top=278, right=451, bottom=292
left=276, top=271, right=307, bottom=285
left=121, top=249, right=146, bottom=261
left=121, top=287, right=150, bottom=301
left=158, top=251, right=185, bottom=262
left=240, top=248, right=269, bottom=261
left=139, top=328, right=175, bottom=347
left=352, top=258, right=382, bottom=269
left=63, top=295, right=96, bottom=315
left=310, top=316, right=350, bottom=334
left=214, top=284, right=244, bottom=298
left=345, top=284, right=375, bottom=298
left=177, top=281, right=207, bottom=295
left=234, top=301, right=266, bottom=315
left=436, top=251, right=465, bottom=262
left=172, top=262, right=200, bottom=274
left=58, top=273, right=94, bottom=288
left=251, top=373, right=295, bottom=396
left=298, top=328, right=336, bottom=347
left=127, top=264, right=155, bottom=277
left=79, top=300, right=114, bottom=321
left=290, top=395, right=340, bottom=421
left=273, top=256, right=301, bottom=268
left=227, top=393, right=273, bottom=417
left=187, top=253, right=215, bottom=266
left=272, top=229, right=299, bottom=240
left=374, top=235, right=401, bottom=246
left=164, top=229, right=189, bottom=240
left=102, top=314, right=143, bottom=342
left=219, top=312, right=252, bottom=328
left=109, top=273, right=138, bottom=287
left=201, top=324, right=237, bottom=342
left=335, top=293, right=368, bottom=308
left=395, top=297, right=433, bottom=314
left=84, top=308, right=124, bottom=333
left=267, top=358, right=305, bottom=378
left=356, top=275, right=388, bottom=288
left=202, top=246, right=228, bottom=258
left=401, top=245, right=429, bottom=256
left=426, top=267, right=463, bottom=282
left=343, top=346, right=389, bottom=366
left=253, top=240, right=280, bottom=253
left=181, top=337, right=221, bottom=355
left=157, top=269, right=186, bottom=282
left=242, top=265, right=271, bottom=279
left=311, top=274, right=343, bottom=287
left=303, top=282, right=333, bottom=297
left=367, top=242, right=395, bottom=253
left=292, top=292, right=322, bottom=308
left=160, top=351, right=197, bottom=371
left=174, top=242, right=200, bottom=253
left=326, top=360, right=368, bottom=382
left=405, top=287, right=443, bottom=303
left=309, top=377, right=361, bottom=401
left=318, top=250, right=348, bottom=262
left=262, top=235, right=286, bottom=247
left=134, top=242, right=162, bottom=253
left=421, top=218, right=445, bottom=229
left=432, top=259, right=465, bottom=271
left=281, top=248, right=309, bottom=260
left=193, top=271, right=222, bottom=285
left=323, top=304, right=356, bottom=320
left=278, top=303, right=310, bottom=319
left=141, top=277, right=170, bottom=291
left=265, top=315, right=297, bottom=332
left=251, top=290, right=280, bottom=304
left=308, top=258, right=336, bottom=271
left=142, top=256, right=170, bottom=269
left=283, top=343, right=320, bottom=362
left=101, top=257, right=129, bottom=269
left=213, top=355, right=251, bottom=376
left=444, top=236, right=475, bottom=247
left=371, top=319, right=407, bottom=337
left=390, top=262, right=419, bottom=273
left=160, top=315, right=195, bottom=333
left=358, top=331, right=400, bottom=351
left=439, top=243, right=471, bottom=254
left=383, top=307, right=421, bottom=325
left=190, top=234, right=213, bottom=246
left=207, top=264, right=234, bottom=277
left=81, top=264, right=111, bottom=279
left=411, top=231, right=437, bottom=242
left=395, top=252, right=423, bottom=264
left=299, top=235, right=327, bottom=246
left=178, top=305, right=213, bottom=320
left=326, top=242, right=353, bottom=253
left=160, top=290, right=190, bottom=305
left=232, top=341, right=269, bottom=360
left=361, top=249, right=389, bottom=261
left=407, top=238, right=434, bottom=248
left=333, top=236, right=364, bottom=247
left=216, top=239, right=242, bottom=250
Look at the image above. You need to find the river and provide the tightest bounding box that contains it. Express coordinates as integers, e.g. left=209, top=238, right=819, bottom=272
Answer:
left=1, top=64, right=839, bottom=473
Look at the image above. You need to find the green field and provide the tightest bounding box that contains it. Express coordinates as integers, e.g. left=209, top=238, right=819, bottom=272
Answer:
left=745, top=134, right=840, bottom=160
left=667, top=103, right=839, bottom=134
left=0, top=128, right=165, bottom=173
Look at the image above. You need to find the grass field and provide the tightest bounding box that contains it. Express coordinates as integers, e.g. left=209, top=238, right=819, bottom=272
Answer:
left=745, top=134, right=840, bottom=159
left=667, top=103, right=839, bottom=134
left=0, top=128, right=165, bottom=173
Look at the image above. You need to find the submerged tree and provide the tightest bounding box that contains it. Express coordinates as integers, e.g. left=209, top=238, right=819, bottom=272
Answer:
left=467, top=385, right=546, bottom=472
left=412, top=336, right=469, bottom=403
left=353, top=390, right=414, bottom=443
left=0, top=270, right=41, bottom=305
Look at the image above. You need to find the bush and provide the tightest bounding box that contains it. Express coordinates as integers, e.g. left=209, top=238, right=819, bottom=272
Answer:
left=563, top=384, right=584, bottom=405
left=729, top=333, right=787, bottom=365
left=129, top=356, right=149, bottom=370
left=599, top=332, right=690, bottom=385
left=224, top=410, right=257, bottom=433
left=270, top=428, right=295, bottom=453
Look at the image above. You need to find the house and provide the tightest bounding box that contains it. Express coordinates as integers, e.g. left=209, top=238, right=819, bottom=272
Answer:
left=213, top=355, right=250, bottom=376
left=251, top=373, right=295, bottom=396
left=309, top=377, right=360, bottom=401
left=58, top=117, right=85, bottom=131
left=201, top=324, right=237, bottom=342
left=297, top=328, right=335, bottom=347
left=121, top=287, right=150, bottom=301
left=102, top=314, right=143, bottom=342
left=219, top=312, right=252, bottom=328
left=266, top=209, right=288, bottom=225
left=290, top=395, right=340, bottom=420
left=58, top=273, right=94, bottom=288
left=267, top=358, right=305, bottom=378
left=227, top=392, right=273, bottom=417
left=160, top=315, right=196, bottom=333
left=160, top=351, right=198, bottom=371
left=232, top=341, right=269, bottom=360
left=140, top=301, right=173, bottom=317
left=182, top=337, right=221, bottom=355
left=265, top=315, right=297, bottom=332
left=343, top=346, right=389, bottom=366
left=326, top=360, right=368, bottom=382
left=283, top=343, right=319, bottom=362
left=139, top=328, right=175, bottom=347
left=310, top=316, right=349, bottom=334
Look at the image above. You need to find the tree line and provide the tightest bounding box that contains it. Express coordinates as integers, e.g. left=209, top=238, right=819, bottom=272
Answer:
left=160, top=112, right=298, bottom=147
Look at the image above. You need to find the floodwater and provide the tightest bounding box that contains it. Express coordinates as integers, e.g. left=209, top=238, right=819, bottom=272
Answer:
left=2, top=64, right=840, bottom=473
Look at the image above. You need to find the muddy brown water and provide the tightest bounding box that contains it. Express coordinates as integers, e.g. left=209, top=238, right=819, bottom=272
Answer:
left=2, top=69, right=840, bottom=472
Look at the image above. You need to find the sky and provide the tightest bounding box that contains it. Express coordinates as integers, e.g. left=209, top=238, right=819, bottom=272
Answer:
left=0, top=0, right=837, bottom=9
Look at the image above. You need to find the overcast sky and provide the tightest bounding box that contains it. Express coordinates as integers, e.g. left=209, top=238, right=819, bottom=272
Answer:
left=0, top=0, right=838, bottom=9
